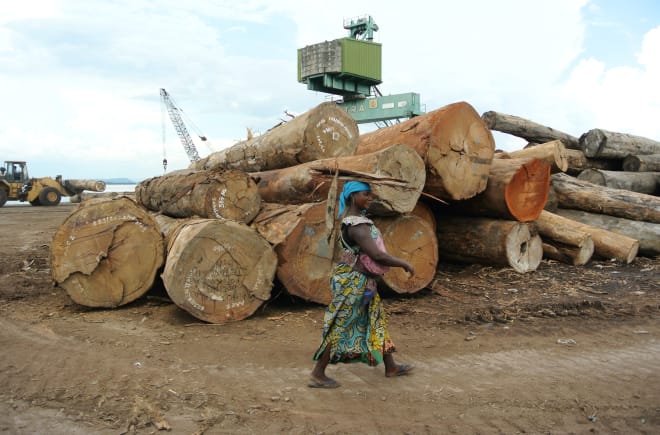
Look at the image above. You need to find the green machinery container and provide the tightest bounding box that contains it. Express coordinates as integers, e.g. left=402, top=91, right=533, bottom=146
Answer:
left=297, top=37, right=382, bottom=98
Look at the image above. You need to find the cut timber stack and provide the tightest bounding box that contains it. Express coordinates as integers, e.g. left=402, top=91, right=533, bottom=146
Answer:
left=445, top=158, right=550, bottom=222
left=534, top=211, right=595, bottom=266
left=551, top=173, right=660, bottom=223
left=190, top=102, right=359, bottom=172
left=579, top=129, right=660, bottom=159
left=252, top=202, right=438, bottom=305
left=135, top=168, right=260, bottom=223
left=252, top=143, right=426, bottom=215
left=436, top=216, right=543, bottom=273
left=555, top=209, right=659, bottom=257
left=50, top=197, right=164, bottom=307
left=356, top=101, right=495, bottom=201
left=155, top=215, right=277, bottom=324
left=494, top=139, right=568, bottom=174
left=481, top=111, right=580, bottom=150
left=577, top=169, right=658, bottom=195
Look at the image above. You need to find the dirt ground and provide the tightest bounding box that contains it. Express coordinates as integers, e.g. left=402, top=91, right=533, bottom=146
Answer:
left=0, top=203, right=659, bottom=435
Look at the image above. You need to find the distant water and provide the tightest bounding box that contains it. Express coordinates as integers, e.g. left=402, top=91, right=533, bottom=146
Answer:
left=61, top=184, right=137, bottom=203
left=3, top=184, right=137, bottom=207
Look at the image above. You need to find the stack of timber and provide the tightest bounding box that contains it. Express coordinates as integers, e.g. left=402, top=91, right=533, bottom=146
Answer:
left=480, top=108, right=660, bottom=263
left=190, top=102, right=359, bottom=172
left=135, top=168, right=260, bottom=223
left=252, top=201, right=438, bottom=305
left=154, top=214, right=278, bottom=324
left=251, top=143, right=426, bottom=215
left=50, top=196, right=164, bottom=307
left=357, top=101, right=496, bottom=202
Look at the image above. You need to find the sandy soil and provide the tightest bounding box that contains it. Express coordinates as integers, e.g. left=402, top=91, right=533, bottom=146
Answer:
left=0, top=203, right=659, bottom=434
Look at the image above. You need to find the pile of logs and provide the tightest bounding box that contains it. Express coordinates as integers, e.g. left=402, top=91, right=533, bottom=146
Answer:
left=49, top=101, right=659, bottom=324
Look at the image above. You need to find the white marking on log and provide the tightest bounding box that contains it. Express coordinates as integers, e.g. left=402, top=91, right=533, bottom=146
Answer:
left=184, top=270, right=205, bottom=311
left=328, top=116, right=354, bottom=139
left=211, top=188, right=228, bottom=218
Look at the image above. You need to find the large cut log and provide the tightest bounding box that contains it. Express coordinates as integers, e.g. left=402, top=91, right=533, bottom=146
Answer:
left=135, top=169, right=260, bottom=223
left=356, top=101, right=495, bottom=201
left=252, top=144, right=425, bottom=215
left=445, top=158, right=550, bottom=222
left=436, top=217, right=543, bottom=273
left=577, top=169, right=659, bottom=195
left=623, top=154, right=660, bottom=172
left=564, top=149, right=622, bottom=175
left=70, top=191, right=135, bottom=203
left=253, top=202, right=438, bottom=304
left=373, top=214, right=438, bottom=294
left=190, top=102, right=359, bottom=172
left=155, top=215, right=277, bottom=323
left=50, top=197, right=164, bottom=307
left=494, top=140, right=568, bottom=173
left=579, top=129, right=660, bottom=158
left=64, top=179, right=106, bottom=192
left=481, top=111, right=580, bottom=149
left=534, top=210, right=594, bottom=265
left=551, top=173, right=660, bottom=223
left=555, top=209, right=660, bottom=257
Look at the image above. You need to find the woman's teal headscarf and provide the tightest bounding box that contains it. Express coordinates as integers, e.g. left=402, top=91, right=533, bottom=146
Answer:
left=337, top=181, right=371, bottom=217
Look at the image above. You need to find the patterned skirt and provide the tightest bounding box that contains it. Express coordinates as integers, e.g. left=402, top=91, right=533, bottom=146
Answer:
left=313, top=263, right=396, bottom=366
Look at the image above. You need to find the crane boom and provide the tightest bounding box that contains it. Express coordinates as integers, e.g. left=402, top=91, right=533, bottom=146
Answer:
left=160, top=88, right=201, bottom=162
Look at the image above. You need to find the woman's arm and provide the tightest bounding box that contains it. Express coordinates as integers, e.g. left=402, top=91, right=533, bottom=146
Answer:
left=349, top=224, right=415, bottom=275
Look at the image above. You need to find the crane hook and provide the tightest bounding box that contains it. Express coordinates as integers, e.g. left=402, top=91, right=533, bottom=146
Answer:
left=162, top=158, right=168, bottom=172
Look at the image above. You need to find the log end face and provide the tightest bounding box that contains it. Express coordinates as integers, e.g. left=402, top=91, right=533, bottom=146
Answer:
left=505, top=224, right=543, bottom=273
left=579, top=129, right=606, bottom=158
left=300, top=102, right=359, bottom=162
left=505, top=159, right=551, bottom=222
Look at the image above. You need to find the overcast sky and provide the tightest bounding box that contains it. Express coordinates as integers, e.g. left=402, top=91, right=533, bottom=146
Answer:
left=1, top=0, right=659, bottom=181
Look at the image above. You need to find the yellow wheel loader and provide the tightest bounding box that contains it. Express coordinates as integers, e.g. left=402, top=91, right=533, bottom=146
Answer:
left=0, top=161, right=105, bottom=207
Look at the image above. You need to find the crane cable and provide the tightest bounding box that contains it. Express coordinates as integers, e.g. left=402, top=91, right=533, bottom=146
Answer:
left=161, top=97, right=168, bottom=172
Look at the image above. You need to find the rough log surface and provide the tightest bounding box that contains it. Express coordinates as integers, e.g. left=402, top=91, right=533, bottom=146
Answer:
left=481, top=111, right=580, bottom=149
left=446, top=158, right=550, bottom=222
left=252, top=144, right=426, bottom=215
left=534, top=210, right=594, bottom=265
left=64, top=179, right=106, bottom=192
left=255, top=202, right=437, bottom=304
left=551, top=173, right=660, bottom=223
left=158, top=217, right=277, bottom=324
left=191, top=102, right=359, bottom=172
left=373, top=214, right=438, bottom=294
left=623, top=154, right=660, bottom=172
left=495, top=140, right=568, bottom=173
left=579, top=129, right=660, bottom=158
left=50, top=197, right=164, bottom=307
left=556, top=208, right=660, bottom=257
left=357, top=102, right=495, bottom=201
left=436, top=217, right=543, bottom=273
left=564, top=149, right=623, bottom=175
left=577, top=169, right=658, bottom=195
left=135, top=168, right=260, bottom=223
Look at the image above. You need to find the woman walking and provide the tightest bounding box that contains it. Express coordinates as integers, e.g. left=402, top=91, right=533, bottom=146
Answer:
left=309, top=181, right=415, bottom=388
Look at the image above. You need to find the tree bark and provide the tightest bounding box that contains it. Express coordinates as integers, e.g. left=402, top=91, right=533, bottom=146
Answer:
left=494, top=140, right=568, bottom=173
left=623, top=154, right=660, bottom=172
left=555, top=209, right=660, bottom=257
left=50, top=197, right=164, bottom=307
left=481, top=111, right=580, bottom=149
left=446, top=158, right=550, bottom=222
left=252, top=143, right=426, bottom=215
left=534, top=210, right=594, bottom=265
left=64, top=179, right=106, bottom=192
left=356, top=101, right=495, bottom=201
left=551, top=173, right=660, bottom=223
left=436, top=217, right=543, bottom=273
left=577, top=169, right=659, bottom=195
left=564, top=149, right=623, bottom=175
left=253, top=202, right=438, bottom=304
left=190, top=102, right=359, bottom=172
left=155, top=215, right=277, bottom=323
left=579, top=128, right=660, bottom=158
left=135, top=168, right=261, bottom=224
